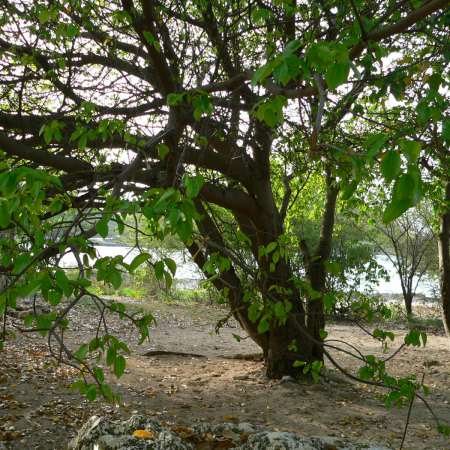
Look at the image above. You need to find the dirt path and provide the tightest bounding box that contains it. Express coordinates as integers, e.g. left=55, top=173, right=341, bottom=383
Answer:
left=1, top=299, right=449, bottom=450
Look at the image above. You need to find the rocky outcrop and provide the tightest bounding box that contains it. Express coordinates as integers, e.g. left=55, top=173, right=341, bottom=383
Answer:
left=69, top=415, right=392, bottom=450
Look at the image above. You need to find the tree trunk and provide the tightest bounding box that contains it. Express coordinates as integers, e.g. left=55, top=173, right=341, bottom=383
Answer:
left=404, top=292, right=413, bottom=317
left=190, top=238, right=318, bottom=378
left=304, top=175, right=339, bottom=361
left=306, top=261, right=326, bottom=360
left=438, top=180, right=450, bottom=338
left=265, top=313, right=313, bottom=378
left=191, top=197, right=322, bottom=378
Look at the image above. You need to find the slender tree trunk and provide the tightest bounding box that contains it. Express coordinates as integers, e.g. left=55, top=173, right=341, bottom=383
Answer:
left=304, top=174, right=339, bottom=361
left=438, top=180, right=450, bottom=338
left=404, top=292, right=413, bottom=317
left=306, top=261, right=326, bottom=360
left=400, top=279, right=414, bottom=316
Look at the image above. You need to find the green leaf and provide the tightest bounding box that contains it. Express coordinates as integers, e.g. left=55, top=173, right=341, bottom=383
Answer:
left=96, top=219, right=109, bottom=238
left=38, top=9, right=50, bottom=24
left=153, top=187, right=177, bottom=211
left=373, top=329, right=395, bottom=342
left=65, top=24, right=79, bottom=38
left=319, top=329, right=328, bottom=339
left=251, top=7, right=271, bottom=23
left=108, top=270, right=122, bottom=289
left=252, top=60, right=278, bottom=85
left=273, top=53, right=302, bottom=86
left=381, top=151, right=401, bottom=183
left=164, top=271, right=172, bottom=289
left=307, top=43, right=334, bottom=69
left=257, top=316, right=270, bottom=334
left=358, top=365, right=374, bottom=380
left=254, top=96, right=287, bottom=127
left=74, top=344, right=89, bottom=360
left=85, top=384, right=97, bottom=401
left=284, top=40, right=302, bottom=54
left=154, top=260, right=165, bottom=280
left=0, top=172, right=18, bottom=196
left=157, top=143, right=170, bottom=160
left=89, top=337, right=101, bottom=352
left=293, top=360, right=306, bottom=368
left=100, top=383, right=114, bottom=402
left=113, top=355, right=126, bottom=378
left=0, top=201, right=11, bottom=228
left=232, top=333, right=241, bottom=342
left=106, top=346, right=116, bottom=366
left=176, top=220, right=192, bottom=242
left=427, top=73, right=442, bottom=92
left=404, top=329, right=427, bottom=347
left=324, top=261, right=341, bottom=275
left=365, top=133, right=388, bottom=159
left=184, top=175, right=204, bottom=199
left=325, top=61, right=350, bottom=90
left=142, top=31, right=160, bottom=51
left=442, top=118, right=450, bottom=143
left=48, top=289, right=62, bottom=306
left=129, top=253, right=150, bottom=272
left=400, top=140, right=421, bottom=163
left=164, top=258, right=177, bottom=276
left=192, top=93, right=213, bottom=121
left=55, top=269, right=72, bottom=297
left=13, top=254, right=31, bottom=275
left=273, top=302, right=286, bottom=319
left=437, top=424, right=450, bottom=436
left=421, top=331, right=427, bottom=346
left=49, top=198, right=64, bottom=214
left=385, top=390, right=403, bottom=408
left=323, top=293, right=336, bottom=312
left=93, top=367, right=105, bottom=383
left=383, top=172, right=421, bottom=223
left=167, top=93, right=185, bottom=106
left=341, top=179, right=358, bottom=200
left=248, top=303, right=261, bottom=323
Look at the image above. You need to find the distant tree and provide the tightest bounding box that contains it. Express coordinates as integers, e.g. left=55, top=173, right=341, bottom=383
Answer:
left=371, top=207, right=436, bottom=315
left=291, top=201, right=386, bottom=308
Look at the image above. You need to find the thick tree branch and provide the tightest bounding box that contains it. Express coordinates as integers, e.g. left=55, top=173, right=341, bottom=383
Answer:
left=0, top=131, right=92, bottom=173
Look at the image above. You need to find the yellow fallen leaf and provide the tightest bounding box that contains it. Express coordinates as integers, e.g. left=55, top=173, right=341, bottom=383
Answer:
left=132, top=429, right=155, bottom=439
left=223, top=415, right=238, bottom=422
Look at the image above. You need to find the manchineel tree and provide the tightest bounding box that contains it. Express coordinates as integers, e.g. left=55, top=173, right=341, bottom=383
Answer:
left=0, top=0, right=449, bottom=432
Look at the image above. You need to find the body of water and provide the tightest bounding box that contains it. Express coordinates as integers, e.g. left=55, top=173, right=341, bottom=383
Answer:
left=60, top=243, right=437, bottom=297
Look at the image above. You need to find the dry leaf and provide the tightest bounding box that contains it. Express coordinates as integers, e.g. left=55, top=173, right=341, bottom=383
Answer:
left=223, top=415, right=238, bottom=422
left=132, top=429, right=155, bottom=439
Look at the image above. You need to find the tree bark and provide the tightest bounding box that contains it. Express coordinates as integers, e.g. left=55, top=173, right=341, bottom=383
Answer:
left=307, top=261, right=327, bottom=360
left=265, top=311, right=313, bottom=378
left=264, top=259, right=314, bottom=378
left=404, top=292, right=413, bottom=317
left=438, top=180, right=450, bottom=338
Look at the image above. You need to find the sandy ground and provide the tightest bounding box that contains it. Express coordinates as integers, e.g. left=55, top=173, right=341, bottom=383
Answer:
left=1, top=298, right=449, bottom=450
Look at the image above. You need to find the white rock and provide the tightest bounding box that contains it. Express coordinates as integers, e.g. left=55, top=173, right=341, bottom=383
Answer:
left=70, top=415, right=392, bottom=450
